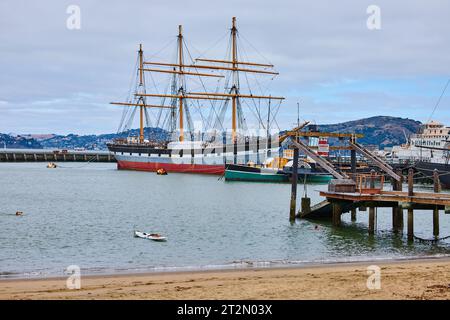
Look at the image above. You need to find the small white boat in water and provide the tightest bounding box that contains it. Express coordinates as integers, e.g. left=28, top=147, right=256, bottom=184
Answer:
left=134, top=230, right=167, bottom=242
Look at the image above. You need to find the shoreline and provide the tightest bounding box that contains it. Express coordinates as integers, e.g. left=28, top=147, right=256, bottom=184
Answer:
left=2, top=254, right=450, bottom=282
left=2, top=257, right=450, bottom=299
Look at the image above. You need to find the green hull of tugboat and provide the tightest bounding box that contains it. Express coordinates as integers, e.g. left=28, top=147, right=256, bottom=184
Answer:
left=224, top=164, right=333, bottom=183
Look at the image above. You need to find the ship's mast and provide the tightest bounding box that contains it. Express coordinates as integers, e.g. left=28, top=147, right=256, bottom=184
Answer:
left=192, top=17, right=284, bottom=145
left=138, top=26, right=228, bottom=142
left=138, top=44, right=144, bottom=144
left=119, top=18, right=283, bottom=147
left=110, top=44, right=179, bottom=141
left=231, top=17, right=238, bottom=143
left=178, top=25, right=184, bottom=142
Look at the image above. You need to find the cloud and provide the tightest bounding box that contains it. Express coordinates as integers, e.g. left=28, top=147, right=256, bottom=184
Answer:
left=0, top=0, right=449, bottom=134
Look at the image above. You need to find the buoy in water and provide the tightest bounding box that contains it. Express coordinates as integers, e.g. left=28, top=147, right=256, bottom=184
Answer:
left=156, top=168, right=167, bottom=175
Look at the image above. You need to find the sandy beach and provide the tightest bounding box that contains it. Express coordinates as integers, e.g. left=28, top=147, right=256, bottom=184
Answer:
left=1, top=258, right=450, bottom=300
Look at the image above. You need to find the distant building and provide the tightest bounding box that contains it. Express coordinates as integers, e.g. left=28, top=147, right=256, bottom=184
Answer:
left=388, top=120, right=450, bottom=163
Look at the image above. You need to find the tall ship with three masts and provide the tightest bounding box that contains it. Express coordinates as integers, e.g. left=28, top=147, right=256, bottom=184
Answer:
left=107, top=17, right=284, bottom=174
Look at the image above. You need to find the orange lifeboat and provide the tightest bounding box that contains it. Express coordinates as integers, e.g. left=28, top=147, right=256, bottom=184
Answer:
left=156, top=168, right=167, bottom=175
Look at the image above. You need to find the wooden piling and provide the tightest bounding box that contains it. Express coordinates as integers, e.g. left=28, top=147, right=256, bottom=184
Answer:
left=289, top=148, right=299, bottom=221
left=433, top=169, right=441, bottom=193
left=369, top=207, right=375, bottom=235
left=301, top=197, right=311, bottom=216
left=370, top=169, right=376, bottom=189
left=350, top=149, right=356, bottom=176
left=408, top=168, right=414, bottom=197
left=392, top=175, right=398, bottom=230
left=406, top=168, right=414, bottom=241
left=397, top=169, right=403, bottom=192
left=392, top=206, right=398, bottom=231
left=332, top=202, right=342, bottom=227
left=392, top=206, right=404, bottom=233
left=398, top=208, right=404, bottom=232
left=392, top=169, right=403, bottom=233
left=351, top=208, right=357, bottom=222
left=407, top=208, right=414, bottom=241
left=433, top=169, right=440, bottom=237
left=433, top=207, right=439, bottom=237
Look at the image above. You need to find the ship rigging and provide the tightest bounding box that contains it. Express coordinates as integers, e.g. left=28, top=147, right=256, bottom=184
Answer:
left=107, top=17, right=285, bottom=174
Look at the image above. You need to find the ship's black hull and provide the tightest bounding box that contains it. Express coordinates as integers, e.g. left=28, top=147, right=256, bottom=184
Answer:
left=415, top=161, right=450, bottom=188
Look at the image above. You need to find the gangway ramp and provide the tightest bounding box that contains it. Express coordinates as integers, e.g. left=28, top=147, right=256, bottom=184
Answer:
left=297, top=199, right=360, bottom=219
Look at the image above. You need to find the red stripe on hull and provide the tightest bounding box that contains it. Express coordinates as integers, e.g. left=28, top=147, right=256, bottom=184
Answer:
left=117, top=160, right=225, bottom=175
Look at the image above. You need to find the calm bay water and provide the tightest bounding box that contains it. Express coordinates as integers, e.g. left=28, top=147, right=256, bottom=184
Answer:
left=1, top=162, right=450, bottom=278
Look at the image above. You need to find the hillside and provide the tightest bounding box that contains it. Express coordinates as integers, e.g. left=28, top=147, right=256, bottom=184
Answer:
left=0, top=116, right=422, bottom=150
left=37, top=127, right=169, bottom=150
left=0, top=128, right=167, bottom=150
left=311, top=116, right=421, bottom=148
left=0, top=133, right=43, bottom=149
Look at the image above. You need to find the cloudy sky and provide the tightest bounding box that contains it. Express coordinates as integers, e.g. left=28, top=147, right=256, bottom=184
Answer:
left=1, top=0, right=450, bottom=135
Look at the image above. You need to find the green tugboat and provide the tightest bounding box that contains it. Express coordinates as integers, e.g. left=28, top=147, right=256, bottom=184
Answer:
left=224, top=164, right=288, bottom=182
left=224, top=162, right=333, bottom=183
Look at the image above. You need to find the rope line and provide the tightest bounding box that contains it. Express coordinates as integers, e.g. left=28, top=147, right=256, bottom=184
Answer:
left=427, top=78, right=450, bottom=123
left=56, top=156, right=100, bottom=169
left=414, top=235, right=450, bottom=242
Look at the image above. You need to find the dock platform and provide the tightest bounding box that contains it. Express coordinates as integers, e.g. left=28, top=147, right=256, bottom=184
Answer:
left=300, top=190, right=450, bottom=219
left=297, top=169, right=450, bottom=241
left=285, top=131, right=449, bottom=242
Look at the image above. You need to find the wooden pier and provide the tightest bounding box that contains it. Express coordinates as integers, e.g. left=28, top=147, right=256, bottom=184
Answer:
left=284, top=129, right=450, bottom=241
left=0, top=149, right=115, bottom=162
left=298, top=169, right=450, bottom=241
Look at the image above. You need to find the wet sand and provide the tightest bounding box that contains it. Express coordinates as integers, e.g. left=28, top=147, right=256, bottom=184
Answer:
left=1, top=258, right=450, bottom=300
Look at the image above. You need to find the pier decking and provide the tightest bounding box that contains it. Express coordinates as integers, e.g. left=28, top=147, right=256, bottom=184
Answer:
left=0, top=149, right=115, bottom=162
left=297, top=169, right=450, bottom=241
